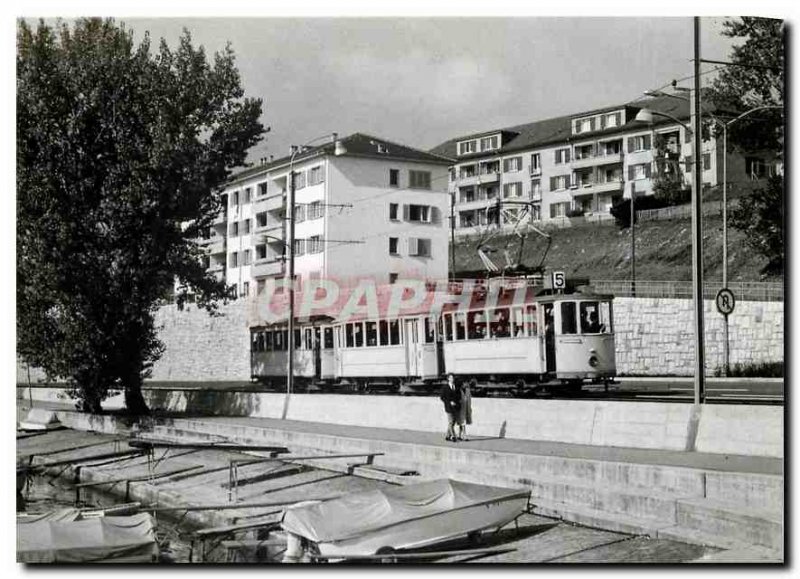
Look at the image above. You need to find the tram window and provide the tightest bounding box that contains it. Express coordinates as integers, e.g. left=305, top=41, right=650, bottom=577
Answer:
left=455, top=312, right=466, bottom=340
left=600, top=302, right=613, bottom=333
left=265, top=331, right=273, bottom=351
left=366, top=321, right=378, bottom=346
left=561, top=302, right=578, bottom=335
left=323, top=327, right=334, bottom=349
left=258, top=332, right=266, bottom=352
left=491, top=308, right=510, bottom=338
left=345, top=324, right=354, bottom=348
left=304, top=328, right=313, bottom=349
left=283, top=330, right=289, bottom=349
left=294, top=329, right=302, bottom=349
left=444, top=314, right=453, bottom=341
left=467, top=311, right=486, bottom=339
left=511, top=308, right=525, bottom=337
left=353, top=323, right=364, bottom=347
left=379, top=320, right=389, bottom=345
left=580, top=302, right=602, bottom=334
left=424, top=318, right=435, bottom=343
left=525, top=305, right=538, bottom=336
left=274, top=330, right=283, bottom=351
left=389, top=320, right=401, bottom=345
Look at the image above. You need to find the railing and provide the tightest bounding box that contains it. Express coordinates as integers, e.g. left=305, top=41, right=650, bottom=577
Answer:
left=635, top=201, right=722, bottom=223
left=590, top=279, right=784, bottom=302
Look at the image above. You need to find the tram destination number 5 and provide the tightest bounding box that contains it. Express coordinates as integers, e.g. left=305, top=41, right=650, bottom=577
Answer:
left=715, top=288, right=735, bottom=316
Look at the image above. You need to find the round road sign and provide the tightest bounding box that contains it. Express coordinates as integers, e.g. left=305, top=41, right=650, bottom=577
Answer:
left=716, top=288, right=735, bottom=316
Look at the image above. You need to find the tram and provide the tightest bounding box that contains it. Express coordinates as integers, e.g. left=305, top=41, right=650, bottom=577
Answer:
left=250, top=281, right=616, bottom=396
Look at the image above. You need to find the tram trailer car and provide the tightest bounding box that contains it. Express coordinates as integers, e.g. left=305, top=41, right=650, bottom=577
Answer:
left=250, top=286, right=616, bottom=396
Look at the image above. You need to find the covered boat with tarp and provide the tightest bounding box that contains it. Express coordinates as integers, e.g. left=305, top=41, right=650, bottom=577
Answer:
left=17, top=508, right=159, bottom=563
left=280, top=479, right=530, bottom=559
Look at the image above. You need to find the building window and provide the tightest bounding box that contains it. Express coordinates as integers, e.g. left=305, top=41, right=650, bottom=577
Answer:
left=409, top=170, right=431, bottom=190
left=703, top=153, right=711, bottom=171
left=555, top=148, right=571, bottom=164
left=531, top=179, right=541, bottom=197
left=600, top=140, right=622, bottom=156
left=231, top=191, right=240, bottom=207
left=257, top=279, right=266, bottom=295
left=243, top=188, right=251, bottom=203
left=530, top=153, right=541, bottom=173
left=480, top=135, right=499, bottom=151
left=628, top=163, right=652, bottom=180
left=243, top=219, right=251, bottom=234
left=389, top=168, right=399, bottom=187
left=575, top=117, right=594, bottom=134
left=503, top=157, right=522, bottom=172
left=242, top=281, right=249, bottom=297
left=574, top=143, right=594, bottom=160
left=294, top=205, right=306, bottom=223
left=309, top=166, right=324, bottom=185
left=389, top=237, right=399, bottom=255
left=389, top=203, right=399, bottom=220
left=549, top=175, right=570, bottom=191
left=257, top=182, right=268, bottom=197
left=389, top=273, right=399, bottom=284
left=449, top=168, right=456, bottom=182
left=294, top=239, right=305, bottom=256
left=549, top=202, right=570, bottom=218
left=745, top=157, right=769, bottom=179
left=628, top=134, right=652, bottom=152
left=307, top=201, right=323, bottom=220
left=460, top=187, right=475, bottom=203
left=230, top=251, right=238, bottom=267
left=503, top=182, right=523, bottom=198
left=256, top=212, right=267, bottom=228
left=483, top=185, right=497, bottom=199
left=459, top=165, right=476, bottom=179
left=230, top=222, right=239, bottom=236
left=458, top=140, right=476, bottom=155
left=243, top=249, right=252, bottom=266
left=307, top=236, right=322, bottom=254
left=406, top=204, right=432, bottom=222
left=604, top=113, right=620, bottom=128
left=479, top=160, right=500, bottom=175
left=294, top=171, right=306, bottom=190
left=408, top=237, right=431, bottom=257
left=256, top=244, right=267, bottom=260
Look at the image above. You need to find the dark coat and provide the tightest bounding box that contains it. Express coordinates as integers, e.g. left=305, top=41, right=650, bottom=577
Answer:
left=440, top=383, right=461, bottom=415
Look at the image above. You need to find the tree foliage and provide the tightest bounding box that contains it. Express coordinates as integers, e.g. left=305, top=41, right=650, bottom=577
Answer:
left=651, top=134, right=690, bottom=206
left=707, top=17, right=784, bottom=152
left=17, top=18, right=264, bottom=414
left=730, top=175, right=784, bottom=277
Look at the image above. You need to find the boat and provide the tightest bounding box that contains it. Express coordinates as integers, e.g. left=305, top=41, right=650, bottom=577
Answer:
left=280, top=478, right=531, bottom=560
left=17, top=508, right=159, bottom=563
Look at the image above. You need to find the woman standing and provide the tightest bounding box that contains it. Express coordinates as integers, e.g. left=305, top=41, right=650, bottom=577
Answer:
left=456, top=380, right=472, bottom=441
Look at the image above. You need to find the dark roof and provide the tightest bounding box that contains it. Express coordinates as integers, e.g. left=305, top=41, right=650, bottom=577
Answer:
left=429, top=95, right=695, bottom=160
left=228, top=132, right=454, bottom=185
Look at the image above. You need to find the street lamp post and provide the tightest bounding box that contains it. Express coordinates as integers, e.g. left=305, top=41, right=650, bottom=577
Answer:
left=281, top=133, right=341, bottom=420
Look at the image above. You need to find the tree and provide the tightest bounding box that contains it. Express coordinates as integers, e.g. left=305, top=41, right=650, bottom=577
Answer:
left=707, top=17, right=784, bottom=152
left=730, top=175, right=784, bottom=277
left=651, top=134, right=689, bottom=206
left=17, top=19, right=264, bottom=415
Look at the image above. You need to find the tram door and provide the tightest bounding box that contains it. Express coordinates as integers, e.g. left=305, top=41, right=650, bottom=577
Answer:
left=543, top=304, right=556, bottom=372
left=404, top=319, right=419, bottom=376
left=313, top=327, right=321, bottom=378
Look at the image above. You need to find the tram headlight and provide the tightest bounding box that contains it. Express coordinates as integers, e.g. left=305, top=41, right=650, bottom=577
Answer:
left=588, top=355, right=598, bottom=368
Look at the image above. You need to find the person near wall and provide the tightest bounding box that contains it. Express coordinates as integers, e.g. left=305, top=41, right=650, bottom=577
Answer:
left=456, top=380, right=473, bottom=441
left=440, top=373, right=461, bottom=442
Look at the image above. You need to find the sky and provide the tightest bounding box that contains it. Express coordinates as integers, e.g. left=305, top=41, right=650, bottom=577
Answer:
left=117, top=16, right=742, bottom=164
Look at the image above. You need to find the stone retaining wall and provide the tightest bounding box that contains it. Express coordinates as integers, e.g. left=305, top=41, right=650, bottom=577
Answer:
left=17, top=296, right=783, bottom=383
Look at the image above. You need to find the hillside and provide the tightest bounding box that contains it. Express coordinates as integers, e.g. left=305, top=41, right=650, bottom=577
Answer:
left=453, top=214, right=781, bottom=283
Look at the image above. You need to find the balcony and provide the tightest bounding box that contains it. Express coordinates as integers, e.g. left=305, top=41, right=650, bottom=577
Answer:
left=594, top=151, right=623, bottom=165
left=252, top=259, right=285, bottom=278
left=571, top=151, right=623, bottom=169
left=455, top=173, right=479, bottom=187
left=592, top=179, right=624, bottom=194
left=212, top=211, right=227, bottom=225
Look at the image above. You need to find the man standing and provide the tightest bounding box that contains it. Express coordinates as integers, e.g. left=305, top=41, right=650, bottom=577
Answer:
left=440, top=373, right=461, bottom=442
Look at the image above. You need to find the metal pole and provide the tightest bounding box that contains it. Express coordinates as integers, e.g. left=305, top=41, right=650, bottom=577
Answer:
left=630, top=182, right=636, bottom=297
left=722, top=124, right=729, bottom=377
left=282, top=154, right=297, bottom=420
left=692, top=16, right=706, bottom=404
left=450, top=190, right=456, bottom=280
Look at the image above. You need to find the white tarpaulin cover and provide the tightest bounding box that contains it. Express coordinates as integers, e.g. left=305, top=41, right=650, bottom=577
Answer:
left=17, top=511, right=158, bottom=563
left=281, top=479, right=529, bottom=551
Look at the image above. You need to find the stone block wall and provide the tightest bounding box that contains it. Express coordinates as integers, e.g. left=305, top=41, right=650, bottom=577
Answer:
left=614, top=297, right=784, bottom=376
left=148, top=300, right=251, bottom=381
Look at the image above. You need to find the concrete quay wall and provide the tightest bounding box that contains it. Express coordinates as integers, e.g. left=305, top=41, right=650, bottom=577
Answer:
left=19, top=387, right=783, bottom=458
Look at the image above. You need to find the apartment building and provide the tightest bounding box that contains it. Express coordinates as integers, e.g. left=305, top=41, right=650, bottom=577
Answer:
left=198, top=133, right=452, bottom=297
left=430, top=94, right=776, bottom=237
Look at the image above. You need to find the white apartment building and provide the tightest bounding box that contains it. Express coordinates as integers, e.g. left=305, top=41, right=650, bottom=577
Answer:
left=200, top=133, right=452, bottom=296
left=431, top=94, right=778, bottom=237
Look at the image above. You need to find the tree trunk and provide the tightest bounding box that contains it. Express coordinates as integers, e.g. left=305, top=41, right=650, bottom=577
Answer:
left=123, top=379, right=149, bottom=416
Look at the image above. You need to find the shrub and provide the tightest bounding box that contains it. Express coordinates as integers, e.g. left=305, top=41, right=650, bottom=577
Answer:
left=713, top=361, right=784, bottom=378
